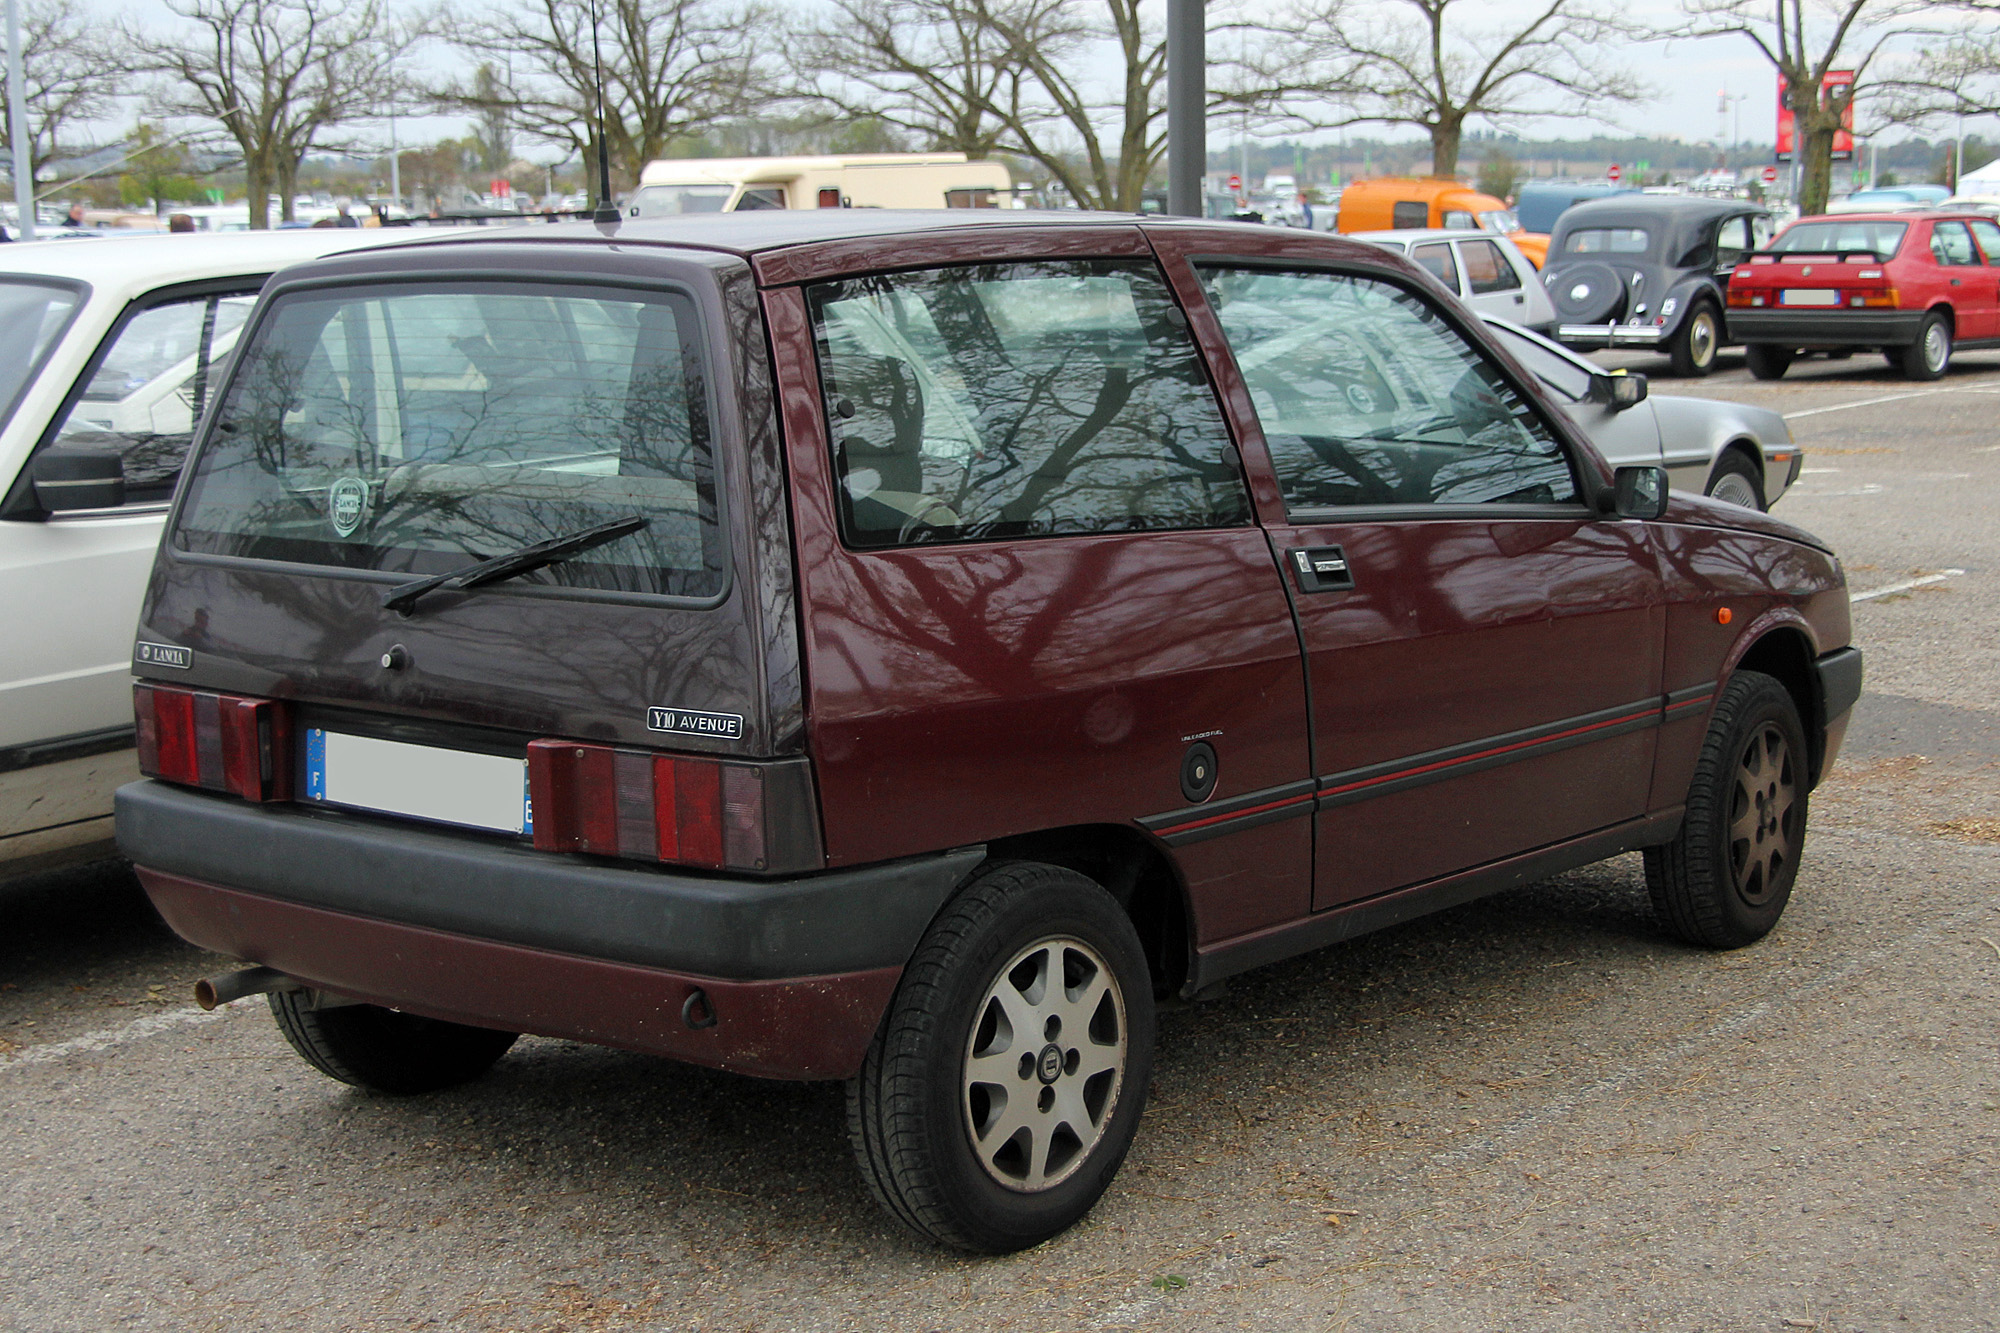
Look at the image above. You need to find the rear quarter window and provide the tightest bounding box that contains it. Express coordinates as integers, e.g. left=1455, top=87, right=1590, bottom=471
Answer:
left=807, top=259, right=1247, bottom=549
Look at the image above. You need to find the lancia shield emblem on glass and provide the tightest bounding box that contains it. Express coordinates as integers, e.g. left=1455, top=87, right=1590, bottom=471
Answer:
left=327, top=476, right=369, bottom=537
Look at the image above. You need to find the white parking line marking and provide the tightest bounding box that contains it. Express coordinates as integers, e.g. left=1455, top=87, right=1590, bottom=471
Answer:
left=1784, top=390, right=1946, bottom=420
left=1851, top=569, right=1966, bottom=602
left=0, top=1004, right=231, bottom=1072
left=1800, top=467, right=1841, bottom=474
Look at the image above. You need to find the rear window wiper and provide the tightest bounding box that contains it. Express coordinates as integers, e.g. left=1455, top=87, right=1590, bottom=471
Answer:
left=382, top=516, right=650, bottom=615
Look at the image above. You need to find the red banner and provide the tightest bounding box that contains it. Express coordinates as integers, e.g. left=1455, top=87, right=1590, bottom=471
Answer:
left=1776, top=71, right=1856, bottom=162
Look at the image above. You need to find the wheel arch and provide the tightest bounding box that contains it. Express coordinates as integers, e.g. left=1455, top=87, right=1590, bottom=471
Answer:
left=1711, top=438, right=1765, bottom=485
left=1726, top=623, right=1830, bottom=787
left=980, top=823, right=1193, bottom=999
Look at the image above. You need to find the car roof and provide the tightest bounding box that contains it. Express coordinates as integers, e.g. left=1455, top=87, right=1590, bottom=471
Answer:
left=1787, top=210, right=1980, bottom=225
left=1554, top=195, right=1755, bottom=227
left=1346, top=228, right=1512, bottom=243
left=0, top=228, right=404, bottom=291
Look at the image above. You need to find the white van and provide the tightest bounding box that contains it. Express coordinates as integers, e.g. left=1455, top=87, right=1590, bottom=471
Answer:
left=628, top=153, right=1014, bottom=216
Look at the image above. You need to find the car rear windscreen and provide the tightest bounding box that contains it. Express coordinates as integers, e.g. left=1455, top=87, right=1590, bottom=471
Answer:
left=0, top=278, right=86, bottom=434
left=172, top=281, right=724, bottom=600
left=1769, top=220, right=1908, bottom=258
left=1561, top=228, right=1650, bottom=255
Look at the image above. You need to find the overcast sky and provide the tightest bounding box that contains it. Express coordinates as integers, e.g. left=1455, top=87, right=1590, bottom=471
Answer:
left=88, top=0, right=2000, bottom=163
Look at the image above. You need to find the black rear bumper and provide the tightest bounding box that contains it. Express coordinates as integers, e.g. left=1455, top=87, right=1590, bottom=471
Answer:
left=115, top=780, right=982, bottom=981
left=1727, top=309, right=1926, bottom=346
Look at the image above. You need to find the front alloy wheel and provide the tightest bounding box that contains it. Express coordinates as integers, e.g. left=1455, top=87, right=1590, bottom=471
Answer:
left=1644, top=670, right=1810, bottom=948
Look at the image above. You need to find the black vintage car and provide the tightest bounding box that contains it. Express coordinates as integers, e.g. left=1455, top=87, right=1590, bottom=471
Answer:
left=1549, top=196, right=1775, bottom=376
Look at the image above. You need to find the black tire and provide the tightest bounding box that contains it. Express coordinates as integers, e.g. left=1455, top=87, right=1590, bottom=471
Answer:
left=1743, top=344, right=1793, bottom=380
left=1667, top=301, right=1721, bottom=377
left=269, top=991, right=518, bottom=1095
left=1644, top=671, right=1809, bottom=948
left=1898, top=311, right=1951, bottom=381
left=1704, top=450, right=1765, bottom=510
left=846, top=861, right=1155, bottom=1253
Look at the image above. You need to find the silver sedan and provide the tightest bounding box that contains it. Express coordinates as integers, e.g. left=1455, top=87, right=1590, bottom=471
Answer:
left=1483, top=317, right=1799, bottom=509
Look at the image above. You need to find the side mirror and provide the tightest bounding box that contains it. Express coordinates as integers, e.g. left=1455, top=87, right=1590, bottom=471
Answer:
left=1612, top=465, right=1669, bottom=520
left=31, top=447, right=125, bottom=512
left=1589, top=371, right=1648, bottom=410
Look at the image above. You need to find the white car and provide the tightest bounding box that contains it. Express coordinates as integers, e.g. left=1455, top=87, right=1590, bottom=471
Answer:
left=1481, top=317, right=1799, bottom=509
left=1349, top=229, right=1558, bottom=336
left=0, top=230, right=406, bottom=875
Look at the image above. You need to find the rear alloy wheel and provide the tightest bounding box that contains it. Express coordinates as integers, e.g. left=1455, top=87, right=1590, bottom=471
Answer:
left=1743, top=344, right=1793, bottom=380
left=1898, top=312, right=1951, bottom=381
left=269, top=991, right=518, bottom=1095
left=1644, top=670, right=1808, bottom=948
left=846, top=861, right=1154, bottom=1253
left=1668, top=303, right=1721, bottom=377
left=1705, top=450, right=1765, bottom=510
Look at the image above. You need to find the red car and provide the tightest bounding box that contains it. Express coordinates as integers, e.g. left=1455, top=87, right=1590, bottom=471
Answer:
left=1726, top=210, right=2000, bottom=379
left=114, top=212, right=1861, bottom=1252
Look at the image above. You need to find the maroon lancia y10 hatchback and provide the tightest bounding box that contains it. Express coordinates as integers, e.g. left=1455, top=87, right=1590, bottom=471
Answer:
left=116, top=211, right=1861, bottom=1252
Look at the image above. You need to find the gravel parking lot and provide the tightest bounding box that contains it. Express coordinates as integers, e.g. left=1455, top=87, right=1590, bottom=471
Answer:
left=3, top=347, right=1996, bottom=1333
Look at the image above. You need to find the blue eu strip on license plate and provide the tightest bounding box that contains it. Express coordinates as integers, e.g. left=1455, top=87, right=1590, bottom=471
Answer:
left=303, top=727, right=531, bottom=835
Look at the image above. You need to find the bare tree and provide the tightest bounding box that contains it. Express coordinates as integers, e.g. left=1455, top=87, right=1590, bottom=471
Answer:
left=1683, top=1, right=1973, bottom=215
left=124, top=0, right=409, bottom=229
left=1873, top=21, right=2000, bottom=126
left=1223, top=0, right=1647, bottom=181
left=787, top=0, right=1178, bottom=211
left=0, top=0, right=125, bottom=186
left=442, top=0, right=771, bottom=194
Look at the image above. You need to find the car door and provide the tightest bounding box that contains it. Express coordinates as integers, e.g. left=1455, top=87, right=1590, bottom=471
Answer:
left=1153, top=237, right=1664, bottom=912
left=762, top=233, right=1317, bottom=945
left=0, top=281, right=259, bottom=851
left=1456, top=236, right=1532, bottom=324
left=1932, top=220, right=1999, bottom=339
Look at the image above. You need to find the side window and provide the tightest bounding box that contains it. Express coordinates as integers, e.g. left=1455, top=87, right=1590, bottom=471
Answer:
left=1716, top=216, right=1753, bottom=266
left=734, top=187, right=786, bottom=211
left=1931, top=221, right=1978, bottom=266
left=1752, top=214, right=1776, bottom=249
left=807, top=260, right=1248, bottom=549
left=1410, top=242, right=1460, bottom=292
left=1968, top=218, right=2000, bottom=263
left=1441, top=209, right=1477, bottom=230
left=1461, top=239, right=1521, bottom=294
left=1197, top=266, right=1577, bottom=512
left=1392, top=200, right=1429, bottom=229
left=47, top=290, right=257, bottom=505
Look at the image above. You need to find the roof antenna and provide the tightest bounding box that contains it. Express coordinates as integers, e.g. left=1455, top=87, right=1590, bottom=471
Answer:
left=588, top=0, right=620, bottom=226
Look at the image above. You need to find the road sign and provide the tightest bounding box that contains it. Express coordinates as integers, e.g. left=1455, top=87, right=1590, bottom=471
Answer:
left=1227, top=173, right=1242, bottom=192
left=1762, top=165, right=1779, bottom=185
left=1606, top=163, right=1622, bottom=184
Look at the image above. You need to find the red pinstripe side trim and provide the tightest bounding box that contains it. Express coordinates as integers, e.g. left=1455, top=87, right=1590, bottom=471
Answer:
left=1319, top=706, right=1662, bottom=799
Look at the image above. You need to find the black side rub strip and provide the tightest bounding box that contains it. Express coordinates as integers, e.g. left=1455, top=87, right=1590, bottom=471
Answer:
left=1143, top=692, right=1693, bottom=846
left=0, top=724, right=136, bottom=775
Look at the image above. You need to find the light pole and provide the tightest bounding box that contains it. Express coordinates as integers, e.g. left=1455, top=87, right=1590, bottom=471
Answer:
left=6, top=0, right=33, bottom=240
left=1166, top=0, right=1204, bottom=217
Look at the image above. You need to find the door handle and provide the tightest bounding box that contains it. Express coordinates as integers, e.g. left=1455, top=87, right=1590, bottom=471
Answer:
left=1287, top=546, right=1355, bottom=593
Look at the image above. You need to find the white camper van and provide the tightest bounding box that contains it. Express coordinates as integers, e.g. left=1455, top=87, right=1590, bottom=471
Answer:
left=628, top=153, right=1014, bottom=216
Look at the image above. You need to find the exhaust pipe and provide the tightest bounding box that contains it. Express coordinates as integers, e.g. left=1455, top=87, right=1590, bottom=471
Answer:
left=194, top=965, right=300, bottom=1011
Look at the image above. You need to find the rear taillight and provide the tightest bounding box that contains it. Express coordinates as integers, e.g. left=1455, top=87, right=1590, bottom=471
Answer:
left=1852, top=289, right=1898, bottom=308
left=527, top=740, right=821, bottom=875
left=134, top=684, right=293, bottom=801
left=1727, top=287, right=1758, bottom=307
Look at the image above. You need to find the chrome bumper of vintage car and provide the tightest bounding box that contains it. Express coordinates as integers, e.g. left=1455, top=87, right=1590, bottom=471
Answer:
left=1559, top=322, right=1665, bottom=346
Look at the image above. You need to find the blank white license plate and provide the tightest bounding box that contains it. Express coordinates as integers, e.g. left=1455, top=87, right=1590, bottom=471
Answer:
left=304, top=729, right=530, bottom=834
left=1781, top=289, right=1841, bottom=306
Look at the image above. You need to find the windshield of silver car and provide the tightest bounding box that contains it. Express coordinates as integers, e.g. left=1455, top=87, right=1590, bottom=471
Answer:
left=172, top=281, right=725, bottom=599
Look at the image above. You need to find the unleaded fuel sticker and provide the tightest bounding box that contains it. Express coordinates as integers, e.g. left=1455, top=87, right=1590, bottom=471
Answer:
left=647, top=706, right=745, bottom=739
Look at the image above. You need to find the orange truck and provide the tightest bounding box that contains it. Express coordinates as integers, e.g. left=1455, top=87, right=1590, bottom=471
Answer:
left=1336, top=177, right=1549, bottom=267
